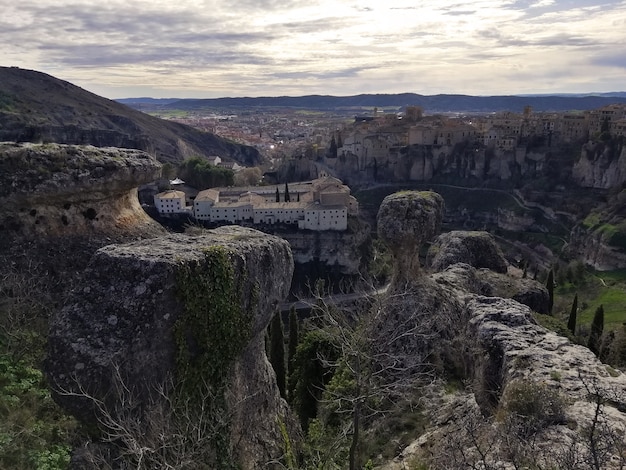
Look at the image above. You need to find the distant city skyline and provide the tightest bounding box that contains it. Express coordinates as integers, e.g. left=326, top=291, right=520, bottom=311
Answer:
left=2, top=0, right=626, bottom=99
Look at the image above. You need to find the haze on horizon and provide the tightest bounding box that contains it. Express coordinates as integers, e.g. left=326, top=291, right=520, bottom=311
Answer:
left=2, top=0, right=625, bottom=100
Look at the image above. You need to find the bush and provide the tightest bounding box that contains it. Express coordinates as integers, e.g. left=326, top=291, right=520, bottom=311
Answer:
left=497, top=380, right=566, bottom=437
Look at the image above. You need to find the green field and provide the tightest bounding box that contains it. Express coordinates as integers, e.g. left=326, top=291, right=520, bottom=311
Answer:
left=555, top=269, right=626, bottom=331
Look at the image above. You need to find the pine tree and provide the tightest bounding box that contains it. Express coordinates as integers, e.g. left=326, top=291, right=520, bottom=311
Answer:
left=269, top=312, right=286, bottom=398
left=567, top=293, right=578, bottom=335
left=588, top=304, right=604, bottom=356
left=284, top=182, right=291, bottom=202
left=287, top=306, right=299, bottom=401
left=546, top=269, right=555, bottom=315
left=275, top=186, right=280, bottom=203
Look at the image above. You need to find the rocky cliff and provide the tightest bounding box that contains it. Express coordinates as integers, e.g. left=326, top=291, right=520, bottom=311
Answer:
left=573, top=139, right=626, bottom=189
left=46, top=227, right=296, bottom=469
left=0, top=142, right=297, bottom=469
left=0, top=142, right=163, bottom=237
left=373, top=192, right=626, bottom=469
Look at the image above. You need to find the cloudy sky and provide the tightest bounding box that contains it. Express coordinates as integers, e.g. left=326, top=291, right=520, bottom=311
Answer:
left=2, top=0, right=625, bottom=98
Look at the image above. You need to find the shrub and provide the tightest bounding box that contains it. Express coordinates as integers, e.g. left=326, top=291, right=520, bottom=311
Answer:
left=497, top=380, right=566, bottom=437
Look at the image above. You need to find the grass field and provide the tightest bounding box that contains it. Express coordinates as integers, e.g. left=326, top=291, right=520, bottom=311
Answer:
left=554, top=269, right=626, bottom=331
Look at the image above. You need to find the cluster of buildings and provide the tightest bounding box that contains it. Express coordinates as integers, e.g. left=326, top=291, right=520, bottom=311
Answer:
left=154, top=176, right=358, bottom=231
left=334, top=104, right=626, bottom=157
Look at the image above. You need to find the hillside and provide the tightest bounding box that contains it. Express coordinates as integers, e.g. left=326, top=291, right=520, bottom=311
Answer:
left=119, top=92, right=626, bottom=113
left=0, top=67, right=261, bottom=165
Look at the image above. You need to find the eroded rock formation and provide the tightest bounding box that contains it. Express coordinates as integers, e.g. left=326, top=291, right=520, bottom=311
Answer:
left=573, top=140, right=626, bottom=189
left=427, top=230, right=508, bottom=274
left=0, top=142, right=162, bottom=237
left=373, top=191, right=626, bottom=469
left=46, top=227, right=296, bottom=469
left=377, top=191, right=444, bottom=285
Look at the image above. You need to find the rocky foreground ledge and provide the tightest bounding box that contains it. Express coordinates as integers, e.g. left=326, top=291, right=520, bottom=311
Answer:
left=46, top=226, right=296, bottom=469
left=0, top=142, right=162, bottom=236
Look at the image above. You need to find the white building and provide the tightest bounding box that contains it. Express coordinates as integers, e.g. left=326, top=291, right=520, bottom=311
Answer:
left=154, top=190, right=188, bottom=214
left=299, top=204, right=347, bottom=230
left=180, top=176, right=357, bottom=231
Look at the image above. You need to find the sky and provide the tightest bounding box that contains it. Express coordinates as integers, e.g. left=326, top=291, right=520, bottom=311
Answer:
left=2, top=0, right=626, bottom=99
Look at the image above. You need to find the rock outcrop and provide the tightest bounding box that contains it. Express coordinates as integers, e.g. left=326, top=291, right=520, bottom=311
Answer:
left=0, top=142, right=163, bottom=237
left=573, top=140, right=626, bottom=189
left=46, top=227, right=296, bottom=469
left=427, top=230, right=508, bottom=274
left=377, top=191, right=444, bottom=285
left=373, top=191, right=626, bottom=469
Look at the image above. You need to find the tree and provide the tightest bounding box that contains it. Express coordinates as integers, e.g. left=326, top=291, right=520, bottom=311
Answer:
left=275, top=187, right=280, bottom=203
left=287, top=306, right=299, bottom=401
left=290, top=329, right=339, bottom=432
left=284, top=182, right=291, bottom=203
left=178, top=157, right=234, bottom=189
left=546, top=269, right=555, bottom=315
left=304, top=286, right=434, bottom=470
left=568, top=293, right=578, bottom=335
left=233, top=167, right=262, bottom=186
left=269, top=312, right=286, bottom=399
left=588, top=305, right=604, bottom=356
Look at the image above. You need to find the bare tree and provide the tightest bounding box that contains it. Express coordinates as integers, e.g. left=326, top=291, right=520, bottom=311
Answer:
left=54, top=364, right=239, bottom=470
left=303, top=282, right=437, bottom=470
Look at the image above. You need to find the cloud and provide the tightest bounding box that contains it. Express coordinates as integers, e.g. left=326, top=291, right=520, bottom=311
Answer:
left=590, top=51, right=626, bottom=70
left=1, top=0, right=626, bottom=97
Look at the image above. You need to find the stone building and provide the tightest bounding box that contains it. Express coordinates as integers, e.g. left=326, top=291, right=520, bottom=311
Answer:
left=179, top=176, right=357, bottom=231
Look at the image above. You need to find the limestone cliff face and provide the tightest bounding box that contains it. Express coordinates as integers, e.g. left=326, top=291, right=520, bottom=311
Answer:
left=320, top=143, right=548, bottom=185
left=570, top=225, right=626, bottom=271
left=0, top=142, right=162, bottom=237
left=46, top=227, right=296, bottom=469
left=573, top=140, right=626, bottom=189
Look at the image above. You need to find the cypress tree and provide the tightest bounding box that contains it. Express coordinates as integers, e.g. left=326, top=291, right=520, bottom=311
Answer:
left=546, top=269, right=555, bottom=315
left=275, top=186, right=280, bottom=203
left=590, top=305, right=605, bottom=350
left=287, top=306, right=299, bottom=400
left=588, top=304, right=604, bottom=356
left=284, top=182, right=291, bottom=202
left=269, top=312, right=286, bottom=398
left=567, top=293, right=578, bottom=335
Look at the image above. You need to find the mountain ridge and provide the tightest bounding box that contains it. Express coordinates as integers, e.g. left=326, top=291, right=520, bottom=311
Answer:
left=117, top=92, right=626, bottom=113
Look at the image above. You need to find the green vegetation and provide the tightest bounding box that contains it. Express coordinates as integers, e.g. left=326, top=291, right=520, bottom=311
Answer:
left=0, top=356, right=75, bottom=470
left=497, top=380, right=566, bottom=437
left=588, top=305, right=605, bottom=356
left=0, top=263, right=77, bottom=469
left=174, top=246, right=253, bottom=468
left=177, top=156, right=235, bottom=189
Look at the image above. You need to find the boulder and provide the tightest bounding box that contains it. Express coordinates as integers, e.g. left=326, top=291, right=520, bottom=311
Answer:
left=427, top=230, right=508, bottom=274
left=377, top=191, right=444, bottom=286
left=46, top=226, right=297, bottom=469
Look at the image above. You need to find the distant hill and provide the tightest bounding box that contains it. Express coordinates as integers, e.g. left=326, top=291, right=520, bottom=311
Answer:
left=0, top=67, right=261, bottom=166
left=118, top=93, right=626, bottom=113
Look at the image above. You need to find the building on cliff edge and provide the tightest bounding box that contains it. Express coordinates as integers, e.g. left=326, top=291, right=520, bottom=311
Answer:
left=154, top=176, right=358, bottom=231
